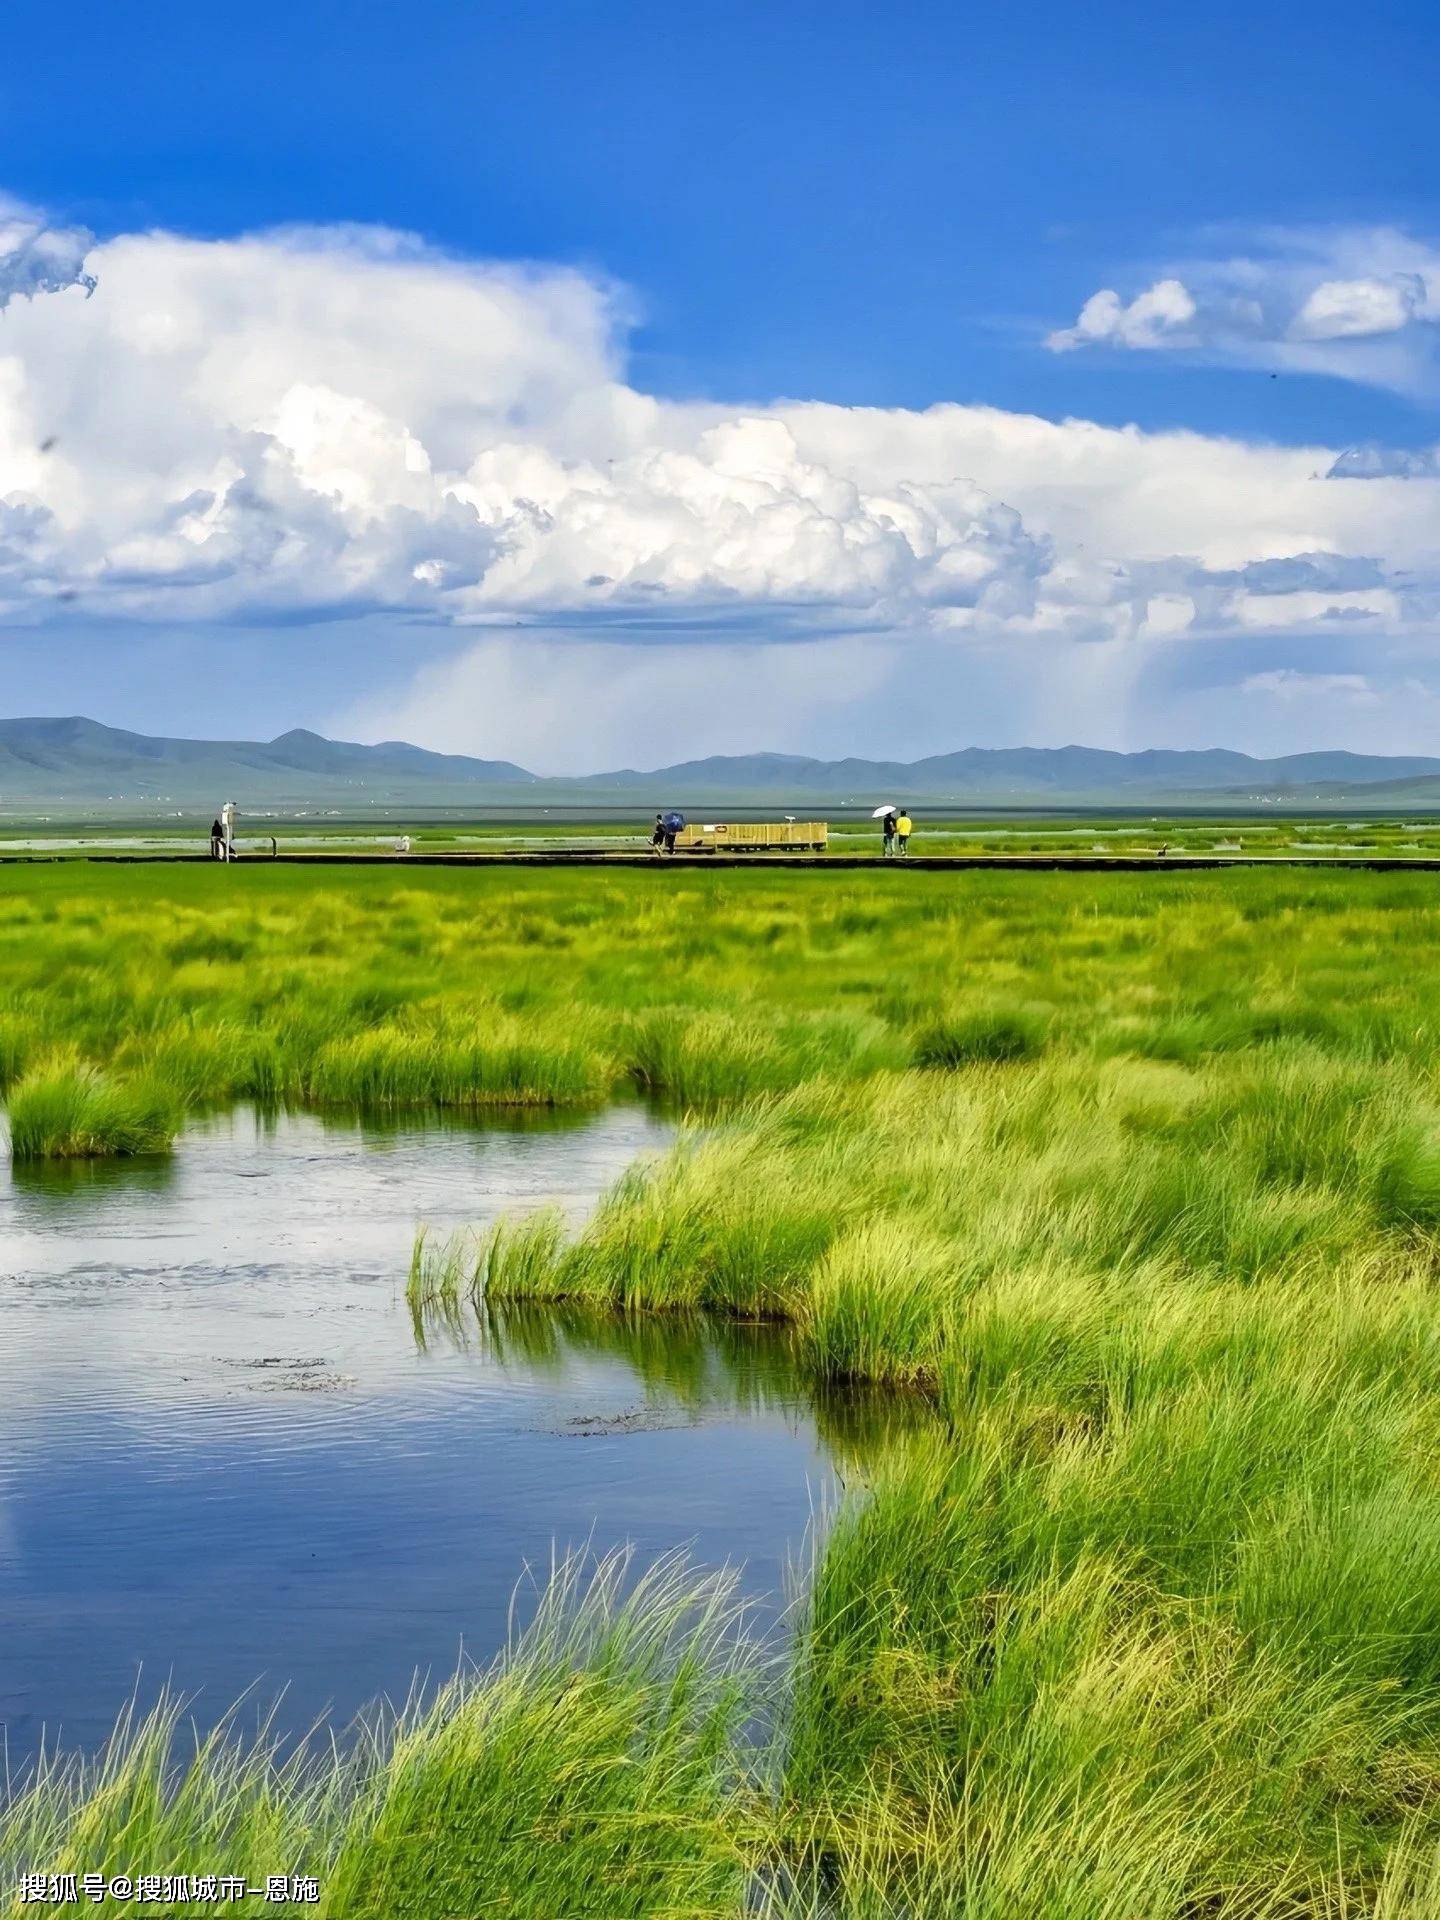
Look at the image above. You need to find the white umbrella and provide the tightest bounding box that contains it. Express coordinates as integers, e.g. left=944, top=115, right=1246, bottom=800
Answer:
left=871, top=804, right=898, bottom=817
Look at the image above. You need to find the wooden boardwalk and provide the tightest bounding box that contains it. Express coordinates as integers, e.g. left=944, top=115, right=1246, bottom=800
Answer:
left=6, top=851, right=1440, bottom=873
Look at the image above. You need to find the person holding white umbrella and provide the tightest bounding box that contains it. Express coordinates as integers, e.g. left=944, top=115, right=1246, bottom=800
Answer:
left=871, top=804, right=898, bottom=858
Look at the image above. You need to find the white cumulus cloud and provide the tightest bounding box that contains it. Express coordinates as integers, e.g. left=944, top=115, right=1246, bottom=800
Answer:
left=2, top=200, right=1440, bottom=763
left=1046, top=226, right=1440, bottom=391
left=1291, top=274, right=1426, bottom=340
left=1046, top=278, right=1198, bottom=351
left=0, top=218, right=1058, bottom=632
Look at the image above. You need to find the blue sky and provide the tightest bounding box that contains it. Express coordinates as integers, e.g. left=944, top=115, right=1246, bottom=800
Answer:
left=10, top=0, right=1435, bottom=439
left=2, top=0, right=1439, bottom=764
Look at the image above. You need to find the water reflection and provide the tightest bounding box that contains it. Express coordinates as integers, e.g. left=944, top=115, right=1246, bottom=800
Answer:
left=8, top=1146, right=179, bottom=1206
left=421, top=1296, right=932, bottom=1477
left=0, top=1105, right=929, bottom=1760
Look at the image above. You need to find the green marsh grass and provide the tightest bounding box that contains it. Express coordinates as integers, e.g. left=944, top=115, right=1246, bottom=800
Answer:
left=9, top=859, right=1440, bottom=1147
left=18, top=862, right=1440, bottom=1905
left=911, top=1002, right=1049, bottom=1067
left=459, top=1052, right=1440, bottom=1364
left=405, top=1223, right=478, bottom=1308
left=6, top=1057, right=181, bottom=1159
left=419, top=1046, right=1440, bottom=1903
left=1, top=1554, right=759, bottom=1920
left=304, top=1010, right=611, bottom=1110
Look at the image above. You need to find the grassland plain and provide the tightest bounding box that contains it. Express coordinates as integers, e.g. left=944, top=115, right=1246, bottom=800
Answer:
left=11, top=862, right=1440, bottom=1912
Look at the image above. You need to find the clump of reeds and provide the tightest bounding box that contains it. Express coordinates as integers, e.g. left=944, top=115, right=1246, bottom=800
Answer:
left=406, top=1224, right=478, bottom=1307
left=305, top=1016, right=610, bottom=1110
left=7, top=1057, right=182, bottom=1159
left=116, top=1019, right=293, bottom=1109
left=624, top=1007, right=902, bottom=1107
left=474, top=1206, right=569, bottom=1303
left=911, top=1003, right=1048, bottom=1067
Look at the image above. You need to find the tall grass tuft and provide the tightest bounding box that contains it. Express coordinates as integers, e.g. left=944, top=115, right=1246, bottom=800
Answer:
left=802, top=1218, right=955, bottom=1386
left=912, top=1004, right=1048, bottom=1067
left=0, top=1554, right=759, bottom=1920
left=405, top=1225, right=478, bottom=1309
left=305, top=1017, right=610, bottom=1110
left=7, top=1059, right=181, bottom=1159
left=473, top=1206, right=569, bottom=1303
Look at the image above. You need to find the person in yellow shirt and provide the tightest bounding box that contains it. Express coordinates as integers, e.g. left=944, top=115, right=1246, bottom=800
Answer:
left=895, top=810, right=913, bottom=856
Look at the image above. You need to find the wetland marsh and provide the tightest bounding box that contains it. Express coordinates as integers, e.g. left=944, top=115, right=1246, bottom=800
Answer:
left=8, top=860, right=1440, bottom=1914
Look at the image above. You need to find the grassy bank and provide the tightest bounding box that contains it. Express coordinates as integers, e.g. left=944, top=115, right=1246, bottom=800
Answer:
left=409, top=1052, right=1440, bottom=1904
left=2, top=1556, right=759, bottom=1920
left=11, top=861, right=1440, bottom=1909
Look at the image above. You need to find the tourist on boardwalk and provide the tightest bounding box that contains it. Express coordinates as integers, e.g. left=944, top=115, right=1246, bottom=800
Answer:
left=210, top=816, right=224, bottom=860
left=882, top=810, right=897, bottom=858
left=895, top=810, right=913, bottom=856
left=651, top=813, right=666, bottom=855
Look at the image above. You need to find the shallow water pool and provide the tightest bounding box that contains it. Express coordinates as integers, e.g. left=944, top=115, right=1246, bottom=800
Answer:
left=0, top=1106, right=880, bottom=1756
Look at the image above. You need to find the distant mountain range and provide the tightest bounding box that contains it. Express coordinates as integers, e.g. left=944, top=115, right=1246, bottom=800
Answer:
left=585, top=747, right=1440, bottom=801
left=0, top=718, right=531, bottom=810
left=4, top=717, right=1440, bottom=812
